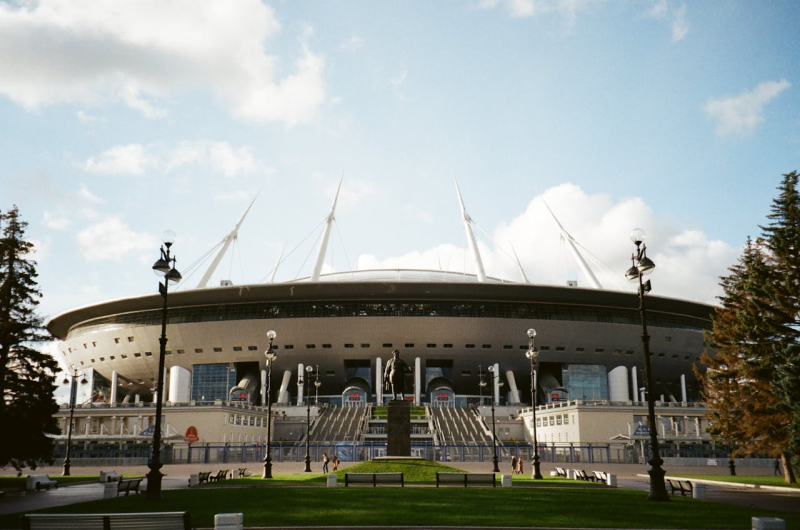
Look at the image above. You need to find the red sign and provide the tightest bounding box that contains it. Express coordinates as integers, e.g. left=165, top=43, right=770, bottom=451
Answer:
left=185, top=426, right=199, bottom=442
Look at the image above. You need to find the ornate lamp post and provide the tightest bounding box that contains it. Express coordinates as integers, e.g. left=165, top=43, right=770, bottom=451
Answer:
left=146, top=230, right=182, bottom=501
left=625, top=228, right=669, bottom=502
left=262, top=330, right=277, bottom=479
left=301, top=365, right=313, bottom=472
left=314, top=365, right=321, bottom=405
left=486, top=365, right=501, bottom=473
left=526, top=329, right=543, bottom=480
left=61, top=367, right=87, bottom=476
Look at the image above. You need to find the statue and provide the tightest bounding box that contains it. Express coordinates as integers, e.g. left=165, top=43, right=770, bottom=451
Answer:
left=383, top=349, right=412, bottom=401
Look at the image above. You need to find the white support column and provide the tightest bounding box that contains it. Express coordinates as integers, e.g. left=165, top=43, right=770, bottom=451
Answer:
left=505, top=370, right=520, bottom=404
left=297, top=364, right=305, bottom=405
left=680, top=374, right=687, bottom=403
left=493, top=363, right=500, bottom=404
left=163, top=367, right=169, bottom=404
left=110, top=371, right=118, bottom=405
left=414, top=357, right=421, bottom=405
left=261, top=369, right=267, bottom=406
left=278, top=371, right=292, bottom=404
left=376, top=357, right=383, bottom=404
left=631, top=368, right=639, bottom=404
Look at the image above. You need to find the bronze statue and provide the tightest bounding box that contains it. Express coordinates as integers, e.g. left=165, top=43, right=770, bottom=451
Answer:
left=383, top=349, right=412, bottom=401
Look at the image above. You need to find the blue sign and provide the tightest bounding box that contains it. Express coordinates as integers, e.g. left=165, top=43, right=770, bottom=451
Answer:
left=634, top=424, right=650, bottom=436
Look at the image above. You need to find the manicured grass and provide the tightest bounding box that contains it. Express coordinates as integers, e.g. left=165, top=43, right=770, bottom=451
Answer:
left=672, top=474, right=800, bottom=489
left=371, top=406, right=427, bottom=419
left=0, top=475, right=99, bottom=489
left=219, top=472, right=327, bottom=485
left=4, top=485, right=798, bottom=529
left=336, top=458, right=462, bottom=482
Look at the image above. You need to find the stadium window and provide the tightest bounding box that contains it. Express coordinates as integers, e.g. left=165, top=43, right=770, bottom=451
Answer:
left=576, top=347, right=585, bottom=352
left=323, top=344, right=332, bottom=349
left=114, top=338, right=120, bottom=344
left=383, top=343, right=393, bottom=348
left=614, top=349, right=622, bottom=355
left=465, top=344, right=475, bottom=349
left=657, top=352, right=665, bottom=357
left=128, top=336, right=135, bottom=342
left=284, top=345, right=294, bottom=350
left=134, top=353, right=141, bottom=358
left=99, top=357, right=105, bottom=362
left=344, top=344, right=354, bottom=349
left=83, top=343, right=87, bottom=349
left=233, top=346, right=242, bottom=352
left=481, top=344, right=491, bottom=349
left=306, top=344, right=316, bottom=349
left=91, top=358, right=96, bottom=363
left=92, top=341, right=97, bottom=347
left=549, top=416, right=555, bottom=426
left=519, top=345, right=527, bottom=350
left=427, top=344, right=436, bottom=348
left=684, top=356, right=691, bottom=360
left=461, top=371, right=471, bottom=376
left=120, top=354, right=127, bottom=359
left=109, top=356, right=115, bottom=360
left=557, top=415, right=562, bottom=425
left=540, top=346, right=550, bottom=350
left=177, top=349, right=185, bottom=354
left=248, top=346, right=258, bottom=351
left=665, top=336, right=672, bottom=342
left=672, top=354, right=679, bottom=359
left=361, top=344, right=370, bottom=348
left=195, top=348, right=203, bottom=353
left=404, top=343, right=414, bottom=348
left=443, top=344, right=453, bottom=348
left=555, top=346, right=565, bottom=351
left=214, top=347, right=223, bottom=352
left=144, top=352, right=152, bottom=357
left=626, top=350, right=634, bottom=355
left=563, top=414, right=569, bottom=425
left=165, top=351, right=172, bottom=355
left=503, top=345, right=513, bottom=350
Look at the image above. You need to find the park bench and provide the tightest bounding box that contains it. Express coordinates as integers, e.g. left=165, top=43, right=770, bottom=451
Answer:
left=99, top=470, right=121, bottom=483
left=237, top=468, right=251, bottom=477
left=198, top=471, right=211, bottom=484
left=26, top=475, right=58, bottom=491
left=555, top=467, right=567, bottom=478
left=21, top=511, right=191, bottom=530
left=436, top=472, right=496, bottom=487
left=593, top=470, right=608, bottom=482
left=574, top=469, right=596, bottom=482
left=667, top=479, right=693, bottom=497
left=344, top=472, right=404, bottom=487
left=116, top=477, right=143, bottom=496
left=209, top=469, right=229, bottom=482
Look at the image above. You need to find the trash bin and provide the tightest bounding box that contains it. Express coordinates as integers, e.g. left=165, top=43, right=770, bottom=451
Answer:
left=103, top=482, right=118, bottom=499
left=215, top=513, right=243, bottom=530
left=501, top=474, right=512, bottom=487
left=752, top=517, right=785, bottom=530
left=327, top=474, right=337, bottom=487
left=692, top=483, right=706, bottom=499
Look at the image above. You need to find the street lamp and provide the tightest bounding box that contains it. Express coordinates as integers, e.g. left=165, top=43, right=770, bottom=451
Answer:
left=625, top=228, right=670, bottom=502
left=146, top=230, right=182, bottom=501
left=526, top=329, right=543, bottom=480
left=314, top=365, right=321, bottom=406
left=262, top=330, right=277, bottom=479
left=299, top=365, right=313, bottom=472
left=486, top=365, right=501, bottom=473
left=61, top=368, right=87, bottom=476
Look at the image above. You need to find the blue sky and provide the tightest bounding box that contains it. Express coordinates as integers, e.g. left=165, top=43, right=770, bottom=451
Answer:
left=1, top=0, right=798, bottom=329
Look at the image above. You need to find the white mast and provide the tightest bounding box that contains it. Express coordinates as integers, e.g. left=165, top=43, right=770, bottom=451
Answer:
left=311, top=178, right=342, bottom=282
left=510, top=243, right=530, bottom=284
left=540, top=196, right=603, bottom=289
left=454, top=178, right=487, bottom=282
left=196, top=195, right=258, bottom=288
left=268, top=246, right=284, bottom=284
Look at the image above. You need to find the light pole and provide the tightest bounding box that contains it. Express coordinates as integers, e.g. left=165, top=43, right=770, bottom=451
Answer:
left=314, top=365, right=321, bottom=406
left=301, top=365, right=313, bottom=472
left=625, top=228, right=669, bottom=502
left=61, top=368, right=87, bottom=476
left=526, top=329, right=543, bottom=480
left=478, top=365, right=484, bottom=405
left=486, top=365, right=501, bottom=473
left=262, top=330, right=277, bottom=479
left=146, top=230, right=182, bottom=501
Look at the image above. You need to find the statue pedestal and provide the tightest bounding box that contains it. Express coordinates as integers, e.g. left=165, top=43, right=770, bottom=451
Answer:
left=387, top=400, right=411, bottom=457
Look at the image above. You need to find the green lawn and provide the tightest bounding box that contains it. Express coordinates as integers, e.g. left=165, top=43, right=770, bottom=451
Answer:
left=671, top=474, right=800, bottom=489
left=3, top=486, right=797, bottom=529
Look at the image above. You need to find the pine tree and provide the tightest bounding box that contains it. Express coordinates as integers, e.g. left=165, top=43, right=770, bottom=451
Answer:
left=0, top=206, right=59, bottom=472
left=698, top=171, right=800, bottom=484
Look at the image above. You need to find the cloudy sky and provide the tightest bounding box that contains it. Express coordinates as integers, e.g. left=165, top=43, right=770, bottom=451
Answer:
left=1, top=0, right=798, bottom=328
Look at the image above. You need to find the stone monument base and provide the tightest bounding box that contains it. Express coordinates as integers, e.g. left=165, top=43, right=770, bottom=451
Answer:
left=387, top=400, right=411, bottom=457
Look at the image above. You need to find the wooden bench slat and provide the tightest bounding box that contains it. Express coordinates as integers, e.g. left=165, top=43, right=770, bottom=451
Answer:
left=22, top=512, right=190, bottom=530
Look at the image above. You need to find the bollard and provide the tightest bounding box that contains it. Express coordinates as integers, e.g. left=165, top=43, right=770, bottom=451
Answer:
left=606, top=473, right=617, bottom=487
left=188, top=474, right=199, bottom=487
left=752, top=517, right=785, bottom=530
left=692, top=483, right=707, bottom=499
left=501, top=474, right=512, bottom=487
left=103, top=482, right=118, bottom=499
left=327, top=474, right=337, bottom=487
left=215, top=513, right=243, bottom=530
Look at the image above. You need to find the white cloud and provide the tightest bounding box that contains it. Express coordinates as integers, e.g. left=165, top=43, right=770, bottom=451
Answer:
left=82, top=144, right=151, bottom=175
left=340, top=35, right=364, bottom=52
left=76, top=110, right=98, bottom=123
left=0, top=0, right=326, bottom=125
left=478, top=0, right=606, bottom=32
left=390, top=70, right=408, bottom=87
left=671, top=4, right=688, bottom=41
left=42, top=211, right=71, bottom=230
left=76, top=218, right=155, bottom=261
left=643, top=0, right=688, bottom=41
left=81, top=140, right=269, bottom=177
left=703, top=79, right=791, bottom=137
left=351, top=183, right=739, bottom=305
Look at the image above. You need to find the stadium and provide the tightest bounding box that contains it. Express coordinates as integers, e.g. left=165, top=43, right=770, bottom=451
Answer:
left=45, top=184, right=718, bottom=463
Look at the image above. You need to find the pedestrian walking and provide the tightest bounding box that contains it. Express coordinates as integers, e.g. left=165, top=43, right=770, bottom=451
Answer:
left=517, top=456, right=523, bottom=475
left=332, top=454, right=339, bottom=471
left=510, top=455, right=517, bottom=474
left=774, top=458, right=781, bottom=476
left=322, top=452, right=329, bottom=474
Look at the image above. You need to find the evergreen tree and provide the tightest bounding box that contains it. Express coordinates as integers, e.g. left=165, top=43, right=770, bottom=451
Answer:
left=698, top=171, right=800, bottom=484
left=0, top=206, right=59, bottom=472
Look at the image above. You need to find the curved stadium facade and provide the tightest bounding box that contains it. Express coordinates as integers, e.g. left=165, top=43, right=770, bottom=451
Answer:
left=48, top=269, right=713, bottom=409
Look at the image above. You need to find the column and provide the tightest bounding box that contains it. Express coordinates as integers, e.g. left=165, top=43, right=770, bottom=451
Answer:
left=376, top=357, right=383, bottom=404
left=297, top=364, right=305, bottom=405
left=680, top=374, right=687, bottom=403
left=414, top=357, right=421, bottom=405
left=631, top=368, right=639, bottom=404
left=493, top=363, right=500, bottom=404
left=110, top=371, right=119, bottom=405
